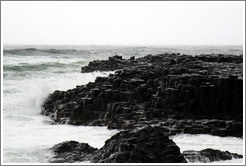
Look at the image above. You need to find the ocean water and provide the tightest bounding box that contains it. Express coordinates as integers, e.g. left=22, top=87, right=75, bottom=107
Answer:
left=2, top=45, right=244, bottom=163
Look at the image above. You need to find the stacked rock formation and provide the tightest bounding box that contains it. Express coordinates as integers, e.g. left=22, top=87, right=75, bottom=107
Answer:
left=42, top=53, right=243, bottom=163
left=182, top=148, right=243, bottom=163
left=42, top=53, right=243, bottom=137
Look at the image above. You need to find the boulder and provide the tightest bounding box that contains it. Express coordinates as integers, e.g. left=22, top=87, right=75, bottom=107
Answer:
left=49, top=141, right=98, bottom=163
left=92, top=126, right=187, bottom=163
left=49, top=126, right=187, bottom=163
left=182, top=148, right=243, bottom=163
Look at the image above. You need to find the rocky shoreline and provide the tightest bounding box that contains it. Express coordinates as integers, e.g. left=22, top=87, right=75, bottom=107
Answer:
left=41, top=53, right=243, bottom=163
left=49, top=126, right=187, bottom=163
left=49, top=126, right=243, bottom=163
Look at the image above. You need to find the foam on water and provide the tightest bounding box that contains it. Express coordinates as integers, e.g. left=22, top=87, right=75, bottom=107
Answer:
left=3, top=71, right=113, bottom=115
left=3, top=117, right=118, bottom=163
left=3, top=58, right=117, bottom=163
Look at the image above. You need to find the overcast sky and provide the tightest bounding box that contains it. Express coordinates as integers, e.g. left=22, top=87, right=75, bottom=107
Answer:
left=2, top=1, right=245, bottom=46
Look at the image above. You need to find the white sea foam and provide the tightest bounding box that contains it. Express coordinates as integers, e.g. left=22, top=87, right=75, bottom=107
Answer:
left=3, top=64, right=116, bottom=163
left=3, top=117, right=118, bottom=163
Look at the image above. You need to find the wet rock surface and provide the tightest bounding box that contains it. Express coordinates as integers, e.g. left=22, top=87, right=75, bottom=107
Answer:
left=49, top=126, right=242, bottom=163
left=49, top=126, right=187, bottom=163
left=159, top=118, right=243, bottom=137
left=81, top=55, right=136, bottom=72
left=92, top=126, right=187, bottom=163
left=42, top=53, right=243, bottom=138
left=182, top=148, right=243, bottom=163
left=43, top=53, right=243, bottom=163
left=49, top=141, right=98, bottom=163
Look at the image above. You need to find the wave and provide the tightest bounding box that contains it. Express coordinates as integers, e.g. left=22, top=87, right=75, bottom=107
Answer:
left=3, top=48, right=88, bottom=56
left=3, top=46, right=243, bottom=57
left=3, top=60, right=86, bottom=72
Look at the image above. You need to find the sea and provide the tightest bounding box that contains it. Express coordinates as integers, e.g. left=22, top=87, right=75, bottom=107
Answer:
left=2, top=45, right=244, bottom=164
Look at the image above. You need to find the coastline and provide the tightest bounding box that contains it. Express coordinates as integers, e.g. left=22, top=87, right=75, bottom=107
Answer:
left=41, top=53, right=243, bottom=163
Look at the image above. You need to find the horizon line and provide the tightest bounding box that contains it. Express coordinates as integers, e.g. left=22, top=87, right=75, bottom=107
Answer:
left=3, top=43, right=243, bottom=47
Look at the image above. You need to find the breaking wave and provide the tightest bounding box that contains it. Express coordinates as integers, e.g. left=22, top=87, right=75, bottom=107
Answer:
left=3, top=48, right=86, bottom=56
left=3, top=60, right=87, bottom=72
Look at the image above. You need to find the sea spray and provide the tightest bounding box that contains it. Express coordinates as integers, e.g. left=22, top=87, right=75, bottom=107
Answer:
left=3, top=55, right=116, bottom=163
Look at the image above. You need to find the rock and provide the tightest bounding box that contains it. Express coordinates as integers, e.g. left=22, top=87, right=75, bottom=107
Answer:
left=49, top=141, right=98, bottom=163
left=183, top=126, right=208, bottom=134
left=41, top=53, right=243, bottom=137
left=81, top=55, right=135, bottom=73
left=109, top=55, right=122, bottom=61
left=92, top=126, right=187, bottom=163
left=182, top=148, right=243, bottom=163
left=44, top=53, right=243, bottom=163
left=130, top=56, right=135, bottom=61
left=49, top=126, right=187, bottom=163
left=211, top=128, right=228, bottom=137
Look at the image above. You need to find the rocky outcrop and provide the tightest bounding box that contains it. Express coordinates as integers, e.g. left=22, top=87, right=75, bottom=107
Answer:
left=159, top=118, right=243, bottom=137
left=49, top=141, right=97, bottom=163
left=81, top=55, right=136, bottom=72
left=49, top=126, right=243, bottom=163
left=49, top=126, right=187, bottom=163
left=41, top=53, right=243, bottom=138
left=92, top=126, right=186, bottom=163
left=182, top=148, right=243, bottom=163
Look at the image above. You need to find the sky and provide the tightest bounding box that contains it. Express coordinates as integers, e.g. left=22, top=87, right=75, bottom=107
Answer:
left=1, top=1, right=245, bottom=46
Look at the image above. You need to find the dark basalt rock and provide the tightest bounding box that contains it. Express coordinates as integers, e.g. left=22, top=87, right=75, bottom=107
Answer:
left=81, top=55, right=136, bottom=73
left=49, top=126, right=187, bottom=163
left=49, top=127, right=243, bottom=163
left=182, top=148, right=243, bottom=163
left=49, top=141, right=98, bottom=163
left=92, top=126, right=186, bottom=163
left=41, top=53, right=243, bottom=137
